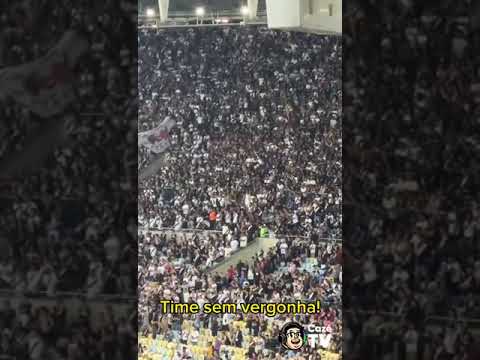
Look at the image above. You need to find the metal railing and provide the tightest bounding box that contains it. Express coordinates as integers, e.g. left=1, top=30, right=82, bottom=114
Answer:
left=139, top=9, right=267, bottom=20
left=277, top=233, right=342, bottom=243
left=138, top=9, right=268, bottom=28
left=139, top=227, right=340, bottom=240
left=139, top=226, right=222, bottom=234
left=139, top=21, right=267, bottom=29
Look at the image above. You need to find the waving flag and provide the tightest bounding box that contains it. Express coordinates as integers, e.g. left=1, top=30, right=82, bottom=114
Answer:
left=0, top=30, right=88, bottom=117
left=139, top=117, right=176, bottom=154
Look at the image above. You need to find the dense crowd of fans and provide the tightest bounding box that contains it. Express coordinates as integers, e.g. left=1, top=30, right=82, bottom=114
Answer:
left=0, top=2, right=137, bottom=294
left=0, top=1, right=137, bottom=359
left=138, top=26, right=342, bottom=240
left=344, top=0, right=480, bottom=359
left=0, top=298, right=136, bottom=360
left=5, top=0, right=479, bottom=358
left=138, top=26, right=342, bottom=359
left=140, top=235, right=342, bottom=359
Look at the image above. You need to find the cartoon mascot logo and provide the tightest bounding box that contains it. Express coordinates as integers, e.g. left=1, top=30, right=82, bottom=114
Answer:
left=278, top=322, right=306, bottom=350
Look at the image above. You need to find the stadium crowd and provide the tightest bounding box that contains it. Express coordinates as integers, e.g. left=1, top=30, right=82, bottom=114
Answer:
left=138, top=26, right=342, bottom=240
left=343, top=0, right=480, bottom=359
left=139, top=236, right=342, bottom=360
left=138, top=26, right=342, bottom=359
left=0, top=1, right=137, bottom=359
left=0, top=298, right=137, bottom=360
left=0, top=2, right=137, bottom=294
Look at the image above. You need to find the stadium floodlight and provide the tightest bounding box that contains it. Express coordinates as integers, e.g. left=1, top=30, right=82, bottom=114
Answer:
left=146, top=8, right=156, bottom=17
left=195, top=7, right=205, bottom=16
left=240, top=6, right=249, bottom=16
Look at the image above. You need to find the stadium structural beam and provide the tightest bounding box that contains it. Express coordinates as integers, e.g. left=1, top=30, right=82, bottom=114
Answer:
left=248, top=0, right=258, bottom=19
left=158, top=0, right=169, bottom=22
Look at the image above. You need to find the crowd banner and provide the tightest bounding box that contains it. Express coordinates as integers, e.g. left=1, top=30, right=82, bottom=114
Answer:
left=0, top=31, right=88, bottom=117
left=139, top=117, right=176, bottom=154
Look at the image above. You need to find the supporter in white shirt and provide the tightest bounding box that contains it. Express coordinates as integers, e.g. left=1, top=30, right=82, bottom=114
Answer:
left=309, top=243, right=316, bottom=257
left=230, top=238, right=239, bottom=252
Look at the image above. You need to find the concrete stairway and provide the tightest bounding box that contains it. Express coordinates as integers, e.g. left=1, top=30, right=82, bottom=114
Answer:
left=208, top=237, right=279, bottom=275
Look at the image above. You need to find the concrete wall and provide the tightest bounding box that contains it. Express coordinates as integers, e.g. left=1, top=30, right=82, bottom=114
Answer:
left=209, top=237, right=278, bottom=275
left=266, top=0, right=303, bottom=28
left=266, top=0, right=341, bottom=34
left=302, top=0, right=341, bottom=34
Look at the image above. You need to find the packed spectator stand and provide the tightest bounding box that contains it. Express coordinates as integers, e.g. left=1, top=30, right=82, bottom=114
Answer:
left=138, top=26, right=342, bottom=238
left=0, top=1, right=137, bottom=359
left=138, top=25, right=342, bottom=359
left=343, top=0, right=480, bottom=359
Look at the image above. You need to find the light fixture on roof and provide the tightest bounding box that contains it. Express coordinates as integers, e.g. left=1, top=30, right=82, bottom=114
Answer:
left=241, top=6, right=249, bottom=16
left=146, top=8, right=156, bottom=17
left=195, top=7, right=205, bottom=16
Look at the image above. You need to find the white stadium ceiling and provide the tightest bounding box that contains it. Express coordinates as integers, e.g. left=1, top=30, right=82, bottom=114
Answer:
left=266, top=0, right=341, bottom=35
left=140, top=0, right=341, bottom=35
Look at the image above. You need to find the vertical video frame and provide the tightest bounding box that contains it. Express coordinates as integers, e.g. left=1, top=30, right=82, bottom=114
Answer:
left=138, top=1, right=342, bottom=359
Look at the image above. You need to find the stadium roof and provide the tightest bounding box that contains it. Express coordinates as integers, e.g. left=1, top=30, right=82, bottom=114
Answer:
left=139, top=0, right=341, bottom=34
left=139, top=0, right=267, bottom=28
left=140, top=0, right=266, bottom=13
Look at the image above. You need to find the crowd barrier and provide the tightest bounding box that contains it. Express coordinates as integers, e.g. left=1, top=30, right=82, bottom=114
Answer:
left=138, top=9, right=268, bottom=29
left=139, top=227, right=341, bottom=274
left=279, top=233, right=342, bottom=243
left=139, top=226, right=341, bottom=242
left=139, top=9, right=268, bottom=19
left=139, top=227, right=222, bottom=235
